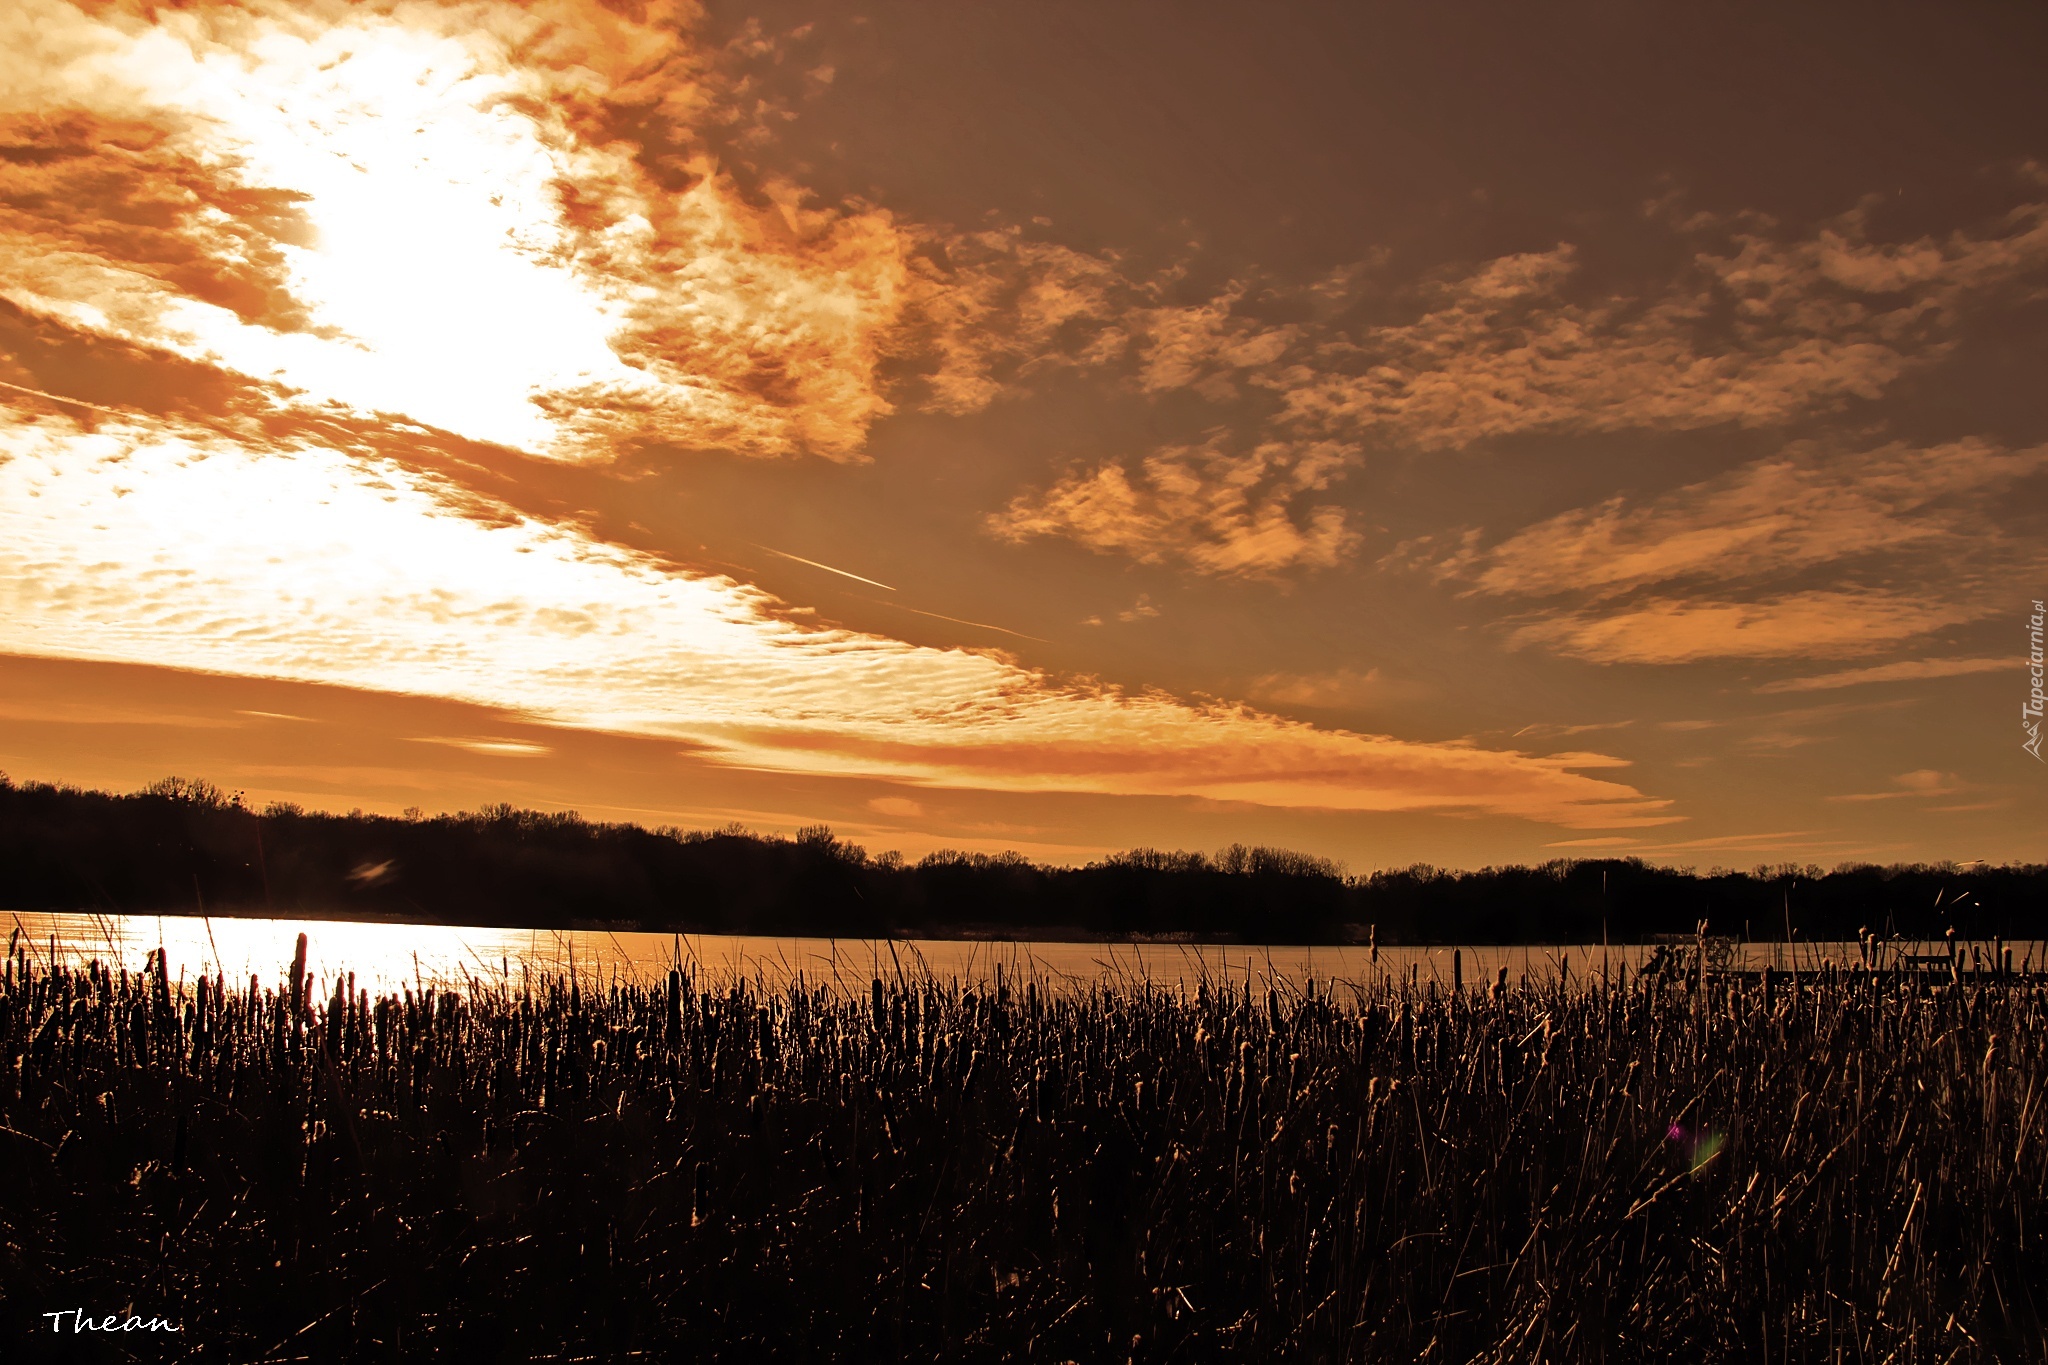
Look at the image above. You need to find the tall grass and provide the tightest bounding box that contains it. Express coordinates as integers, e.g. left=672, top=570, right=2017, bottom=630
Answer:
left=2, top=935, right=2042, bottom=1361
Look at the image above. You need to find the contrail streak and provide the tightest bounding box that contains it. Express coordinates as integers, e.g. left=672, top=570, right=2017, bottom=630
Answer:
left=755, top=545, right=897, bottom=592
left=0, top=380, right=133, bottom=417
left=863, top=598, right=1049, bottom=643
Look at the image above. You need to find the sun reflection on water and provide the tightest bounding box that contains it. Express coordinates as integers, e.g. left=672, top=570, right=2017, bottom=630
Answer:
left=7, top=912, right=2008, bottom=1002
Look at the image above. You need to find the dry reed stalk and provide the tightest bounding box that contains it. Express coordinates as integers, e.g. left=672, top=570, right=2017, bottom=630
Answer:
left=0, top=950, right=2041, bottom=1360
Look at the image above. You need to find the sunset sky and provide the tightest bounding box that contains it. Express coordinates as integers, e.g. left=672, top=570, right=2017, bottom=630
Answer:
left=2, top=0, right=2044, bottom=871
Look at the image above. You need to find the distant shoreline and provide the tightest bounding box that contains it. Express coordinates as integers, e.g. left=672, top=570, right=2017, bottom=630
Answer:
left=4, top=776, right=2042, bottom=945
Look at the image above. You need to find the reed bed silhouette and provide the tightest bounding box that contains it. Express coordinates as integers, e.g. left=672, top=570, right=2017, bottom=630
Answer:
left=2, top=931, right=2043, bottom=1362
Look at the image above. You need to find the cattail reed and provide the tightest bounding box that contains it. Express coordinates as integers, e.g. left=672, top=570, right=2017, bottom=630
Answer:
left=0, top=947, right=2042, bottom=1360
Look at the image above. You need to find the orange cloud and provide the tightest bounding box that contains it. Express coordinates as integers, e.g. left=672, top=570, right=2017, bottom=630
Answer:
left=1827, top=769, right=1969, bottom=803
left=900, top=227, right=1135, bottom=414
left=1267, top=201, right=2048, bottom=450
left=1507, top=592, right=1977, bottom=665
left=1243, top=668, right=1390, bottom=709
left=1566, top=830, right=1887, bottom=858
left=1, top=0, right=913, bottom=461
left=1460, top=440, right=2043, bottom=601
left=990, top=437, right=1359, bottom=578
left=1131, top=285, right=1299, bottom=399
left=719, top=722, right=1673, bottom=827
left=23, top=0, right=2038, bottom=541
left=867, top=796, right=926, bottom=820
left=970, top=194, right=2048, bottom=577
left=0, top=404, right=1671, bottom=828
left=409, top=736, right=553, bottom=758
left=1443, top=439, right=2046, bottom=664
left=1756, top=656, right=2013, bottom=694
left=0, top=110, right=320, bottom=334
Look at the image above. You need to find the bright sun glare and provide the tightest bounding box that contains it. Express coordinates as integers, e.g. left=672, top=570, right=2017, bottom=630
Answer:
left=90, top=9, right=663, bottom=453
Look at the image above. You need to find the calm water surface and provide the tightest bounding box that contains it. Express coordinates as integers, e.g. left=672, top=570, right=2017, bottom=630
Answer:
left=7, top=912, right=2033, bottom=999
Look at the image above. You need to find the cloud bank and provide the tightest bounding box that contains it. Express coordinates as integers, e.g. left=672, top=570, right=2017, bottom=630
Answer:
left=0, top=403, right=1670, bottom=827
left=1432, top=439, right=2047, bottom=664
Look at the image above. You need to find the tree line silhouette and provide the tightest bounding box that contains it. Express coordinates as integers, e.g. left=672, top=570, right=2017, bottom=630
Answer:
left=1, top=774, right=2040, bottom=943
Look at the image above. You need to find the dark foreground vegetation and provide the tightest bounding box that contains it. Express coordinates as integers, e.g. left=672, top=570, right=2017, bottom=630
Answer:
left=3, top=774, right=2045, bottom=942
left=3, top=936, right=2045, bottom=1362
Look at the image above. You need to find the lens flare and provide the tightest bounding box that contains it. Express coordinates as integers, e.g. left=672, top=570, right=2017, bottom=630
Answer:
left=1666, top=1121, right=1726, bottom=1174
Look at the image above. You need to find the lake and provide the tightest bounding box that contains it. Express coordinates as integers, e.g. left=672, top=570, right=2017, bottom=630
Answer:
left=6, top=910, right=2029, bottom=998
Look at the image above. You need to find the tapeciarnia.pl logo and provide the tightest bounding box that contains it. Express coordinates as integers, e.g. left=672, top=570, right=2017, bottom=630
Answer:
left=2027, top=599, right=2045, bottom=762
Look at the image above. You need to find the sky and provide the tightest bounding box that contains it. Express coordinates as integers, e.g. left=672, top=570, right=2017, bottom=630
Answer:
left=1, top=0, right=2044, bottom=872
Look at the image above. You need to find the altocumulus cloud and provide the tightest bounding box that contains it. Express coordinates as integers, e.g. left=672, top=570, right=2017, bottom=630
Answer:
left=992, top=193, right=2048, bottom=580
